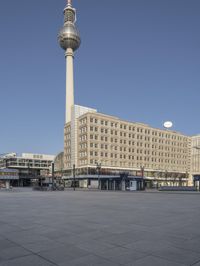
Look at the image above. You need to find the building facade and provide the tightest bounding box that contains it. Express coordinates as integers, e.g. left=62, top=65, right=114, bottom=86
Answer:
left=0, top=153, right=55, bottom=186
left=63, top=106, right=192, bottom=188
left=191, top=135, right=200, bottom=188
left=191, top=135, right=200, bottom=173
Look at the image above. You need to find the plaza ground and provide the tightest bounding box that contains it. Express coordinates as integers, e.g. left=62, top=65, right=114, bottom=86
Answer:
left=0, top=189, right=200, bottom=266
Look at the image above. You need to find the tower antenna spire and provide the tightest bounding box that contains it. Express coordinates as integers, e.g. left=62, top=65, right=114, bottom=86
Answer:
left=67, top=0, right=72, bottom=6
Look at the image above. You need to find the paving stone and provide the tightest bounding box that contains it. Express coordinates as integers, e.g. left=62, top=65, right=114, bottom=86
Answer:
left=38, top=245, right=90, bottom=264
left=0, top=246, right=31, bottom=261
left=76, top=239, right=116, bottom=254
left=125, top=239, right=171, bottom=254
left=0, top=254, right=56, bottom=266
left=94, top=246, right=148, bottom=265
left=58, top=254, right=121, bottom=266
left=152, top=246, right=200, bottom=265
left=192, top=260, right=200, bottom=266
left=5, top=232, right=50, bottom=245
left=125, top=255, right=186, bottom=266
left=0, top=224, right=22, bottom=235
left=22, top=239, right=67, bottom=253
left=0, top=240, right=16, bottom=251
left=170, top=238, right=200, bottom=253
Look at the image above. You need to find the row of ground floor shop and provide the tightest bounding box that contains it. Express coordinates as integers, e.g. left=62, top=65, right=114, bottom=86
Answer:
left=65, top=177, right=144, bottom=191
left=1, top=177, right=199, bottom=191
left=63, top=175, right=191, bottom=191
left=1, top=168, right=199, bottom=191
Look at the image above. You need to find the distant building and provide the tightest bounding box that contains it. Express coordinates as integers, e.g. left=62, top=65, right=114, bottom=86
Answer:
left=54, top=152, right=64, bottom=177
left=0, top=153, right=55, bottom=186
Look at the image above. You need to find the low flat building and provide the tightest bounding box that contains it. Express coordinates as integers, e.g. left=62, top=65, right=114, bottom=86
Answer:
left=0, top=153, right=55, bottom=186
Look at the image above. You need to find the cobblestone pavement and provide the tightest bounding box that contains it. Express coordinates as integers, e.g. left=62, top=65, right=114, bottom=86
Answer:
left=0, top=189, right=200, bottom=266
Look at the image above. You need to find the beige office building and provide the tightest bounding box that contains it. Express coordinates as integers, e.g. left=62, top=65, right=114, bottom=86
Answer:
left=63, top=105, right=191, bottom=188
left=191, top=135, right=200, bottom=173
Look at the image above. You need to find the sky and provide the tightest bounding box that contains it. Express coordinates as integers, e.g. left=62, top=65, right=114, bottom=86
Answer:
left=0, top=0, right=199, bottom=156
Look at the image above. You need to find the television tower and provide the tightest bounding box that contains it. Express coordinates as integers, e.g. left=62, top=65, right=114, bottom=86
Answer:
left=58, top=0, right=81, bottom=123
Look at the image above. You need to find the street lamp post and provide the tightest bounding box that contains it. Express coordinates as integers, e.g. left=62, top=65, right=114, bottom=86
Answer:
left=73, top=164, right=76, bottom=191
left=52, top=162, right=55, bottom=190
left=96, top=162, right=101, bottom=189
left=140, top=166, right=144, bottom=178
left=27, top=160, right=30, bottom=187
left=193, top=146, right=200, bottom=191
left=140, top=166, right=145, bottom=190
left=165, top=170, right=168, bottom=186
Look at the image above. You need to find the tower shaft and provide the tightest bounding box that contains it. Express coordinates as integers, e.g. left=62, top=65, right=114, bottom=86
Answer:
left=65, top=48, right=74, bottom=123
left=58, top=0, right=81, bottom=170
left=58, top=1, right=81, bottom=123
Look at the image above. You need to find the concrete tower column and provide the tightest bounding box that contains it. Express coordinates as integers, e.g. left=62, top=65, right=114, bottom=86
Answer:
left=65, top=48, right=74, bottom=123
left=58, top=0, right=81, bottom=123
left=58, top=0, right=81, bottom=170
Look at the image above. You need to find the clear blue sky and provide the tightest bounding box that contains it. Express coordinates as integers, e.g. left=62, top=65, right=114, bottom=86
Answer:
left=0, top=0, right=199, bottom=155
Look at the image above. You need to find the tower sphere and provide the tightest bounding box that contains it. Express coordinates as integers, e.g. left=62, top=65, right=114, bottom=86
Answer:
left=58, top=22, right=81, bottom=51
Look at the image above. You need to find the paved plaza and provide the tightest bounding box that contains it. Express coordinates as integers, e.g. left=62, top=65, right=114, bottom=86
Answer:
left=0, top=189, right=200, bottom=266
